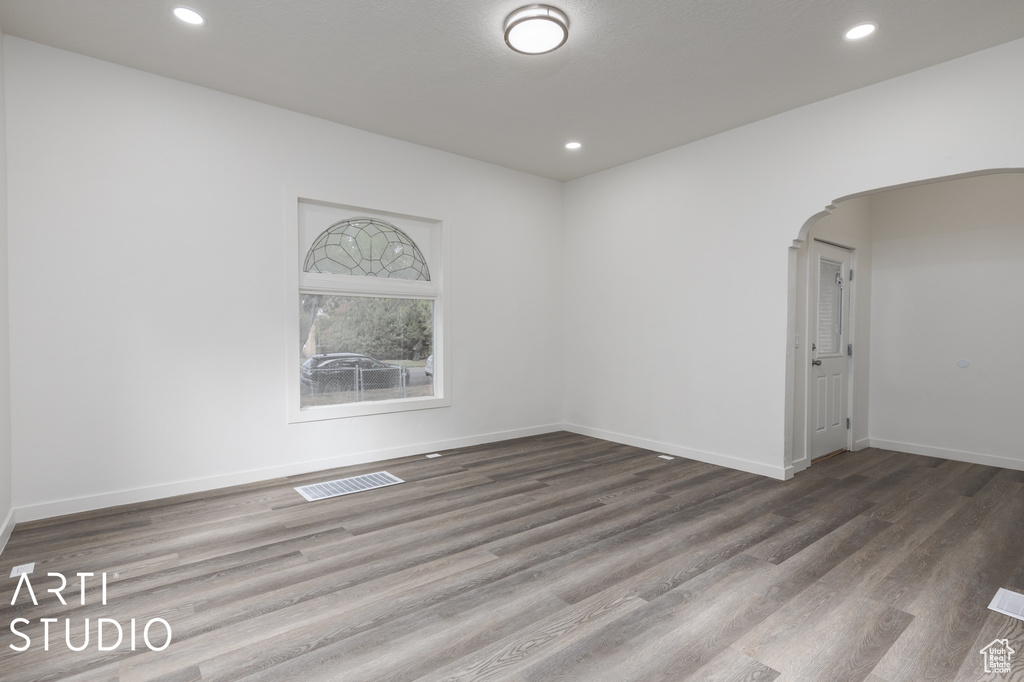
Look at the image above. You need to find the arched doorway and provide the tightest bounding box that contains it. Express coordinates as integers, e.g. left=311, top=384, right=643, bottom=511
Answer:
left=786, top=169, right=1024, bottom=476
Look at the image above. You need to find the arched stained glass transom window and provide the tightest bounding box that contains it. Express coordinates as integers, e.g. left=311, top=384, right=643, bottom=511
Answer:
left=304, top=218, right=430, bottom=281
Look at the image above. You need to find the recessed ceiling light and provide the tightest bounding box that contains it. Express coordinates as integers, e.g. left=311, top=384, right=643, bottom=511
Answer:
left=173, top=7, right=205, bottom=26
left=504, top=5, right=569, bottom=55
left=845, top=22, right=877, bottom=40
left=565, top=142, right=581, bottom=150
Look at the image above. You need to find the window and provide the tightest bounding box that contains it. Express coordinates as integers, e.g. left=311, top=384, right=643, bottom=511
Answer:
left=817, top=258, right=843, bottom=355
left=287, top=192, right=448, bottom=422
left=299, top=295, right=434, bottom=407
left=303, top=217, right=430, bottom=279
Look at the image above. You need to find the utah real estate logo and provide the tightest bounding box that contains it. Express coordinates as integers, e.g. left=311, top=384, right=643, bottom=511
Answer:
left=980, top=638, right=1016, bottom=675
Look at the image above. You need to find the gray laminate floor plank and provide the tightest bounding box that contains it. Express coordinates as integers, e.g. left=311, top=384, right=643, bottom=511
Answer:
left=871, top=479, right=1024, bottom=681
left=589, top=515, right=892, bottom=682
left=2, top=432, right=1022, bottom=681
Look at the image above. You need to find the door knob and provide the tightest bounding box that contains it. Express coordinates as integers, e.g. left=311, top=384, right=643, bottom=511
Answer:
left=811, top=359, right=822, bottom=366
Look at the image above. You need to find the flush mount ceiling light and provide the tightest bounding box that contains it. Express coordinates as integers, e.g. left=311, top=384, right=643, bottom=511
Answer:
left=173, top=7, right=205, bottom=26
left=565, top=141, right=581, bottom=150
left=504, top=5, right=569, bottom=55
left=845, top=22, right=877, bottom=40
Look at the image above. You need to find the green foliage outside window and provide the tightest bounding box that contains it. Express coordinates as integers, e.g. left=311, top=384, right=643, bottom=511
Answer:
left=301, top=295, right=433, bottom=361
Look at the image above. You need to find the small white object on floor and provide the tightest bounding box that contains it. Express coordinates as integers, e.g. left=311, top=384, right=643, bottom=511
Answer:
left=989, top=588, right=1024, bottom=621
left=10, top=563, right=35, bottom=578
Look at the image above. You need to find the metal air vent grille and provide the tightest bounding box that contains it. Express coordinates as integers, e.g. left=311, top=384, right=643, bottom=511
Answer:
left=295, top=471, right=404, bottom=502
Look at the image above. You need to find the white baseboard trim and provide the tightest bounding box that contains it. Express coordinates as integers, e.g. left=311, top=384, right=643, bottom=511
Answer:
left=13, top=423, right=565, bottom=524
left=853, top=438, right=871, bottom=451
left=788, top=458, right=812, bottom=479
left=0, top=506, right=14, bottom=557
left=564, top=423, right=787, bottom=480
left=869, top=438, right=1024, bottom=471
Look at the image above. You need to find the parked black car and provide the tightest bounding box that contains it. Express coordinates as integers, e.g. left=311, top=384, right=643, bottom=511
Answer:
left=300, top=353, right=410, bottom=392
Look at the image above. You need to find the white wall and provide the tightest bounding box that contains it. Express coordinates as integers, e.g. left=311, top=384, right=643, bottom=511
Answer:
left=563, top=38, right=1024, bottom=479
left=5, top=35, right=1024, bottom=521
left=4, top=37, right=565, bottom=520
left=868, top=173, right=1024, bottom=468
left=0, top=25, right=13, bottom=549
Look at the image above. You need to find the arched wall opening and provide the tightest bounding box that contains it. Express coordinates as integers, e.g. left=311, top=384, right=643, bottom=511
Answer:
left=786, top=169, right=1024, bottom=477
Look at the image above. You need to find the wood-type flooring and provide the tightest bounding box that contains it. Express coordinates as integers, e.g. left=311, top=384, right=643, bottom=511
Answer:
left=2, top=431, right=1023, bottom=681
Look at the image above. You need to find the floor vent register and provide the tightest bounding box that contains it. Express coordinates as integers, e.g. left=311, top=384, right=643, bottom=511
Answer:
left=295, top=471, right=404, bottom=502
left=989, top=588, right=1024, bottom=622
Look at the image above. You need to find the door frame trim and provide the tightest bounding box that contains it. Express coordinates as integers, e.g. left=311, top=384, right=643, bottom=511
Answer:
left=786, top=215, right=863, bottom=478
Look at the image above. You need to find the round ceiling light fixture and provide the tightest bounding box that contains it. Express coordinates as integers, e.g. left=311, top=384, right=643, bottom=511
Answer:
left=173, top=7, right=205, bottom=26
left=504, top=5, right=569, bottom=55
left=565, top=141, right=581, bottom=150
left=844, top=22, right=877, bottom=40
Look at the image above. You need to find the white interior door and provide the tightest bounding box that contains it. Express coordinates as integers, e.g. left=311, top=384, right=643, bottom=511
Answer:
left=810, top=241, right=851, bottom=459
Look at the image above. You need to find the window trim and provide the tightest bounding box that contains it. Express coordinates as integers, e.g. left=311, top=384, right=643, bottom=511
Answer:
left=285, top=187, right=450, bottom=422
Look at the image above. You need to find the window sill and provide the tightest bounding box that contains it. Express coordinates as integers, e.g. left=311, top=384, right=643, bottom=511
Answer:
left=287, top=394, right=452, bottom=423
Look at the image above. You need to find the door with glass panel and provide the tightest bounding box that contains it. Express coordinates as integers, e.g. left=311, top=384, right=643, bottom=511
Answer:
left=810, top=241, right=852, bottom=459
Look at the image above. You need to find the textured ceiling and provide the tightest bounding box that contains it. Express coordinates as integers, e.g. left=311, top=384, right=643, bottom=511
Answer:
left=1, top=0, right=1023, bottom=181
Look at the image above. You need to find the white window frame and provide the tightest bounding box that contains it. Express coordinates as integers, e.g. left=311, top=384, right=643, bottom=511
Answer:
left=285, top=187, right=450, bottom=422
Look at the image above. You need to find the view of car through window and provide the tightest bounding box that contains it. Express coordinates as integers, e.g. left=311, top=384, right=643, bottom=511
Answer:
left=299, top=296, right=434, bottom=408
